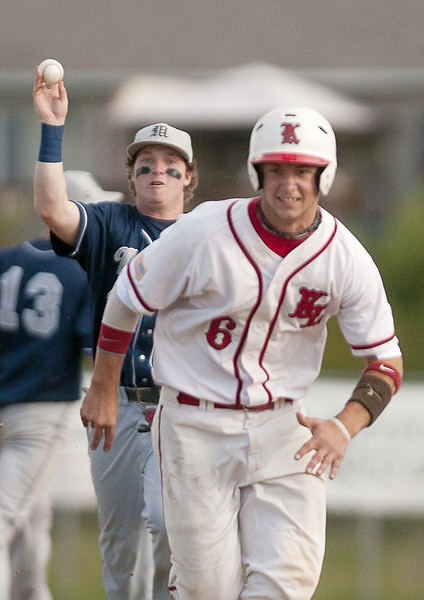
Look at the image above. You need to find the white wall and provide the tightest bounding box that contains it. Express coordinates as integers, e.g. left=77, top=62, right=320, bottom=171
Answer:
left=50, top=378, right=424, bottom=516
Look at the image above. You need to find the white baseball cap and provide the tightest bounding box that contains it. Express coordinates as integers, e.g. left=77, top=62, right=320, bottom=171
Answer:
left=64, top=171, right=124, bottom=203
left=126, top=123, right=193, bottom=164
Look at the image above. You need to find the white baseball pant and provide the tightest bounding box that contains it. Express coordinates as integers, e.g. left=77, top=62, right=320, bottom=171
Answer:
left=153, top=386, right=326, bottom=600
left=0, top=401, right=77, bottom=600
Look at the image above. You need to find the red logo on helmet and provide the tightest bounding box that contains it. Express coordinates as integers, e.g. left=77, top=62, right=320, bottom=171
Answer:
left=281, top=122, right=300, bottom=145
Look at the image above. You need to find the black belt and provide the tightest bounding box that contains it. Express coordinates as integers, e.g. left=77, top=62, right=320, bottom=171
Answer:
left=125, top=386, right=161, bottom=404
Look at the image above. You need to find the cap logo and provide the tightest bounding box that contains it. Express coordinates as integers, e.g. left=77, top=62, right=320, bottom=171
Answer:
left=281, top=122, right=300, bottom=145
left=150, top=124, right=169, bottom=139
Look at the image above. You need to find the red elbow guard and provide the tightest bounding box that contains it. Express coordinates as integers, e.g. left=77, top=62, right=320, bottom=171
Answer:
left=362, top=362, right=402, bottom=393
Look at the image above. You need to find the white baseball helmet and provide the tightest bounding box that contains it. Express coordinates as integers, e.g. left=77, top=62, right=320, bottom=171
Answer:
left=248, top=105, right=337, bottom=196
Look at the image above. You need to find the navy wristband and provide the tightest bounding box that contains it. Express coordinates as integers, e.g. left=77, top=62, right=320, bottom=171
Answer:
left=38, top=123, right=64, bottom=163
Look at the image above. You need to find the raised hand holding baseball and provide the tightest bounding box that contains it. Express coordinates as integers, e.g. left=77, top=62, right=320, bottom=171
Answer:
left=33, top=60, right=68, bottom=125
left=38, top=58, right=64, bottom=85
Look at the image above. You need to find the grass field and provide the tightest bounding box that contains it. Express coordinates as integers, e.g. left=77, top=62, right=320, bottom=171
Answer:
left=316, top=515, right=424, bottom=600
left=48, top=511, right=424, bottom=600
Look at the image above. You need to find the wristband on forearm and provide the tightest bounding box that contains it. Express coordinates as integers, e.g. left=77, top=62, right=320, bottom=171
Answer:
left=38, top=123, right=64, bottom=162
left=347, top=374, right=392, bottom=425
left=330, top=417, right=351, bottom=441
left=97, top=322, right=134, bottom=355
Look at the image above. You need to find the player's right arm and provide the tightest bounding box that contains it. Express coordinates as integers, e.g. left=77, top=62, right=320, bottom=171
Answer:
left=33, top=69, right=80, bottom=246
left=80, top=281, right=143, bottom=451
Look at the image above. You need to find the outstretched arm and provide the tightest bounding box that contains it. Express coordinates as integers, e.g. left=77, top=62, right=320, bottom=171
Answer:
left=295, top=355, right=403, bottom=480
left=33, top=68, right=80, bottom=245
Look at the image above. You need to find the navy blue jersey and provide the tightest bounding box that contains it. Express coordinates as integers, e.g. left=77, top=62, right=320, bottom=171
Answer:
left=51, top=202, right=175, bottom=388
left=0, top=239, right=91, bottom=405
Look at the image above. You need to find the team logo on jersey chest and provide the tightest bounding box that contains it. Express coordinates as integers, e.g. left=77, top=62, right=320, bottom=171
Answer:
left=289, top=287, right=328, bottom=327
left=114, top=246, right=139, bottom=274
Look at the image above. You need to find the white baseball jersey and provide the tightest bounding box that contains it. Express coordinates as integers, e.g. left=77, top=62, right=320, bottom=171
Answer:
left=117, top=198, right=399, bottom=406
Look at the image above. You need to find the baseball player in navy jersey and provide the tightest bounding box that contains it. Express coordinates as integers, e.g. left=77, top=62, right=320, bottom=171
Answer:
left=64, top=170, right=156, bottom=600
left=81, top=104, right=403, bottom=600
left=33, top=69, right=198, bottom=600
left=0, top=232, right=91, bottom=600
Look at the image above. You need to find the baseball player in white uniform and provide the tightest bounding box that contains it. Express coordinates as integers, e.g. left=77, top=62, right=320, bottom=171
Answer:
left=81, top=105, right=403, bottom=600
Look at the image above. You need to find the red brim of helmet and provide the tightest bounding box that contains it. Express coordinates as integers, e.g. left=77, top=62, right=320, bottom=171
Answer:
left=252, top=153, right=329, bottom=167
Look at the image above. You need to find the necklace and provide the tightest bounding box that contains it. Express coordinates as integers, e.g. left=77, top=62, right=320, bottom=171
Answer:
left=256, top=203, right=322, bottom=241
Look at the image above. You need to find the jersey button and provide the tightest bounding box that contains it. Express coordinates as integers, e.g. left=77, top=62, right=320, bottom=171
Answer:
left=139, top=354, right=146, bottom=362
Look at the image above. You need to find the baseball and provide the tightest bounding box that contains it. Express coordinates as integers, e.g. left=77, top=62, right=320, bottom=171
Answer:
left=38, top=59, right=64, bottom=85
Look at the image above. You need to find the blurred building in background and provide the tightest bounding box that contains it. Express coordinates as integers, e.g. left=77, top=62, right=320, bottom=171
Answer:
left=1, top=0, right=424, bottom=240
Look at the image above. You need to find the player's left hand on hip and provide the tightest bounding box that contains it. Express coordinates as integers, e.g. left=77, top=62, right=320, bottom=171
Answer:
left=294, top=411, right=349, bottom=480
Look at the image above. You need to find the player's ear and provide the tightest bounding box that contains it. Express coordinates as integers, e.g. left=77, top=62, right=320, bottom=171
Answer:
left=130, top=165, right=137, bottom=184
left=183, top=169, right=192, bottom=186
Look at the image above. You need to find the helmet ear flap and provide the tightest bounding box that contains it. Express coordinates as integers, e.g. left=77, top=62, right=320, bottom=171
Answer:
left=319, top=163, right=337, bottom=196
left=254, top=164, right=264, bottom=190
left=315, top=167, right=324, bottom=193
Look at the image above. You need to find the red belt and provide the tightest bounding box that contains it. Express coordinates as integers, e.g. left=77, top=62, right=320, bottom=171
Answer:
left=177, top=392, right=292, bottom=411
